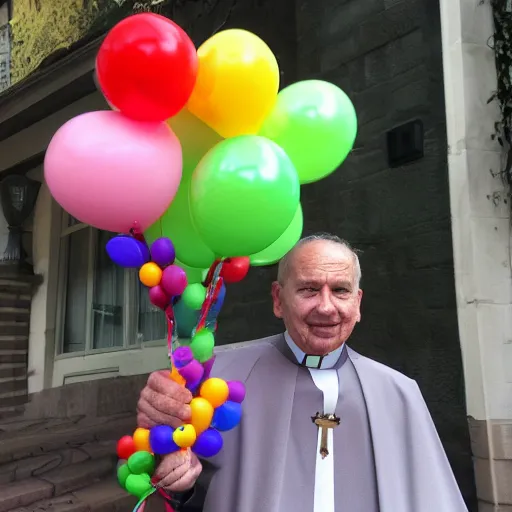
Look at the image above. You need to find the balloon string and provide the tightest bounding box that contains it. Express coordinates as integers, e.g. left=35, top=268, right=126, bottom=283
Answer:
left=196, top=262, right=224, bottom=332
left=157, top=488, right=176, bottom=512
left=132, top=488, right=157, bottom=512
left=165, top=305, right=176, bottom=368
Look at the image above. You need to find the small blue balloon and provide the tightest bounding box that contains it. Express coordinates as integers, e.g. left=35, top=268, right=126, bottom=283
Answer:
left=106, top=236, right=150, bottom=268
left=149, top=425, right=179, bottom=455
left=192, top=428, right=223, bottom=458
left=174, top=298, right=201, bottom=338
left=211, top=401, right=242, bottom=432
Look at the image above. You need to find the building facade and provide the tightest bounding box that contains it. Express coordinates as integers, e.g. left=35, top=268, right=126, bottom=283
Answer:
left=0, top=0, right=509, bottom=510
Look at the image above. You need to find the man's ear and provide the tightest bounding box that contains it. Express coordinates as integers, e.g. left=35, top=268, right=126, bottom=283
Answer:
left=356, top=288, right=363, bottom=323
left=271, top=281, right=283, bottom=319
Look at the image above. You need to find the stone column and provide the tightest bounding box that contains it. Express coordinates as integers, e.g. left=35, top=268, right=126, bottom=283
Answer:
left=440, top=0, right=512, bottom=509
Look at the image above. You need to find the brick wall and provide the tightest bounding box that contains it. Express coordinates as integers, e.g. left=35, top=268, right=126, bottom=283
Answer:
left=217, top=0, right=477, bottom=508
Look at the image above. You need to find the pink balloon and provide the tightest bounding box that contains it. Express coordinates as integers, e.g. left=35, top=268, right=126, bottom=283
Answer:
left=149, top=285, right=170, bottom=310
left=161, top=265, right=188, bottom=297
left=44, top=110, right=182, bottom=233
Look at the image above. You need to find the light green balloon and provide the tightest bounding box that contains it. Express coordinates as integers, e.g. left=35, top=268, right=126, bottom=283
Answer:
left=182, top=283, right=207, bottom=310
left=144, top=181, right=216, bottom=269
left=190, top=329, right=215, bottom=363
left=175, top=259, right=207, bottom=285
left=190, top=136, right=300, bottom=257
left=259, top=80, right=357, bottom=184
left=250, top=203, right=303, bottom=266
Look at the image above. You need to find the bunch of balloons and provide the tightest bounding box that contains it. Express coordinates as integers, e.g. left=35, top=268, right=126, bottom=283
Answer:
left=42, top=10, right=357, bottom=509
left=117, top=352, right=246, bottom=500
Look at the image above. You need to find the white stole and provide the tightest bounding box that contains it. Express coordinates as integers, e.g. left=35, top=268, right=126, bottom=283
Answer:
left=308, top=368, right=339, bottom=512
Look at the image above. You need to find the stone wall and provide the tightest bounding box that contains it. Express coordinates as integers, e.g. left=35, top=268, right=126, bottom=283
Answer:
left=218, top=0, right=477, bottom=508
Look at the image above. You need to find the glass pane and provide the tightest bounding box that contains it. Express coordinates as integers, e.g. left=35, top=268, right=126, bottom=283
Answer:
left=92, top=231, right=125, bottom=349
left=137, top=280, right=167, bottom=342
left=62, top=229, right=89, bottom=353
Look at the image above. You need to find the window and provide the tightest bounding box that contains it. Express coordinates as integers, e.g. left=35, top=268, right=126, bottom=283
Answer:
left=56, top=212, right=167, bottom=355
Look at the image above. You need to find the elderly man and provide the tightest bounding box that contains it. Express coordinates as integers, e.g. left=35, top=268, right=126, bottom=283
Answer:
left=138, top=233, right=468, bottom=512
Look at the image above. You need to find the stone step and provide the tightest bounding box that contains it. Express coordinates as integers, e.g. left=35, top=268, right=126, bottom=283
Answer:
left=0, top=376, right=27, bottom=394
left=0, top=349, right=27, bottom=365
left=0, top=322, right=29, bottom=336
left=0, top=457, right=117, bottom=511
left=7, top=474, right=137, bottom=512
left=0, top=307, right=30, bottom=322
left=0, top=279, right=34, bottom=294
left=0, top=336, right=28, bottom=352
left=0, top=363, right=26, bottom=379
left=0, top=292, right=31, bottom=310
left=0, top=414, right=135, bottom=464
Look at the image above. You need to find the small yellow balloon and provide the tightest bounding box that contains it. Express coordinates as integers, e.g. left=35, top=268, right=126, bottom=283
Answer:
left=133, top=427, right=151, bottom=452
left=173, top=424, right=197, bottom=448
left=200, top=378, right=229, bottom=408
left=139, top=262, right=162, bottom=287
left=187, top=29, right=280, bottom=138
left=190, top=397, right=214, bottom=435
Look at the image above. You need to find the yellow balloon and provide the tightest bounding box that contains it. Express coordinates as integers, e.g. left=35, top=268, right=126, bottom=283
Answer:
left=139, top=262, right=162, bottom=287
left=173, top=424, right=197, bottom=448
left=190, top=397, right=214, bottom=435
left=188, top=29, right=280, bottom=138
left=200, top=378, right=229, bottom=408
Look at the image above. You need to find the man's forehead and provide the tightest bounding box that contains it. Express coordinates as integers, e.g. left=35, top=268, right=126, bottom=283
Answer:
left=288, top=241, right=355, bottom=277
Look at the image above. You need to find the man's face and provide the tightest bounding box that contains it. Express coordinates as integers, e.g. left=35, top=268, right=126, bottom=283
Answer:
left=271, top=240, right=362, bottom=356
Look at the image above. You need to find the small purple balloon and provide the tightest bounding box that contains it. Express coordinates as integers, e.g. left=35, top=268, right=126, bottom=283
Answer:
left=192, top=428, right=223, bottom=458
left=227, top=381, right=246, bottom=403
left=149, top=285, right=170, bottom=310
left=106, top=236, right=150, bottom=268
left=161, top=265, right=188, bottom=297
left=173, top=346, right=193, bottom=369
left=150, top=238, right=176, bottom=267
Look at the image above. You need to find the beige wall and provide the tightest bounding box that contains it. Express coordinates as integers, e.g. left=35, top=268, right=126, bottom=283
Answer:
left=440, top=0, right=512, bottom=508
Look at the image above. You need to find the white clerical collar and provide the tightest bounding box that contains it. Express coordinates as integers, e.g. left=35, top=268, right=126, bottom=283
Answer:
left=284, top=331, right=345, bottom=370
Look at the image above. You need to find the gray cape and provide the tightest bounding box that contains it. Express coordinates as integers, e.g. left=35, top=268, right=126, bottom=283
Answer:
left=181, top=334, right=467, bottom=512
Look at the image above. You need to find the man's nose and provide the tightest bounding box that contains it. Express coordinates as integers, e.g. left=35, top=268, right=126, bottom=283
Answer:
left=317, top=288, right=336, bottom=315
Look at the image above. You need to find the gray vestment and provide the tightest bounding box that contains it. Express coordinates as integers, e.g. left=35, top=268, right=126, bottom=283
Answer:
left=182, top=333, right=468, bottom=512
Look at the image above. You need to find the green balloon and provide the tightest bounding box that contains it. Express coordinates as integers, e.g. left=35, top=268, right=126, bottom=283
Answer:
left=259, top=80, right=357, bottom=184
left=145, top=181, right=216, bottom=268
left=125, top=473, right=152, bottom=499
left=182, top=283, right=207, bottom=310
left=190, top=136, right=300, bottom=257
left=117, top=463, right=131, bottom=488
left=168, top=108, right=223, bottom=177
left=190, top=329, right=215, bottom=362
left=127, top=451, right=155, bottom=476
left=250, top=204, right=303, bottom=266
left=175, top=259, right=207, bottom=285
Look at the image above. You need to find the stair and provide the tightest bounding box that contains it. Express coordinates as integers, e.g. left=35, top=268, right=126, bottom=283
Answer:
left=0, top=273, right=41, bottom=416
left=0, top=417, right=139, bottom=511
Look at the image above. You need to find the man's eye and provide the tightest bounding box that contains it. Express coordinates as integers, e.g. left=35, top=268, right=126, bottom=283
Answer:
left=301, top=287, right=317, bottom=293
left=334, top=288, right=349, bottom=294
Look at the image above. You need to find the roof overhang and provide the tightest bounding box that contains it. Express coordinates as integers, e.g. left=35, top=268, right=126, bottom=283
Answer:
left=0, top=35, right=103, bottom=142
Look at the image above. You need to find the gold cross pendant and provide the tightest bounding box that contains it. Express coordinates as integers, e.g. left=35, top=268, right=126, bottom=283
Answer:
left=311, top=412, right=340, bottom=459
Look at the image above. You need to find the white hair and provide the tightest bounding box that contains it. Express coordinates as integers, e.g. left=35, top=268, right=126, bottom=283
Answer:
left=277, top=233, right=362, bottom=289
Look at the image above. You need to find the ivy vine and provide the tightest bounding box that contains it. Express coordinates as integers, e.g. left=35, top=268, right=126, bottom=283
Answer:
left=489, top=0, right=512, bottom=192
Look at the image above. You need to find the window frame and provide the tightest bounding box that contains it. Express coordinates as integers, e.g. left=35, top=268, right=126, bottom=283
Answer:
left=54, top=210, right=166, bottom=360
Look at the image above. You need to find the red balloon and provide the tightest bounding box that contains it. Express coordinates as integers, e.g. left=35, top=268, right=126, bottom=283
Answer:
left=117, top=435, right=136, bottom=460
left=221, top=257, right=250, bottom=283
left=96, top=13, right=198, bottom=122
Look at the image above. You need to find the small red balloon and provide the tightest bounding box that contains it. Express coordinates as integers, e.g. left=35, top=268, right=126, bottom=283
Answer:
left=96, top=13, right=198, bottom=122
left=220, top=257, right=250, bottom=283
left=117, top=435, right=136, bottom=460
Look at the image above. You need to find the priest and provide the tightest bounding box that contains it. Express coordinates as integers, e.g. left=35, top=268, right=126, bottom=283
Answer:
left=137, top=233, right=468, bottom=512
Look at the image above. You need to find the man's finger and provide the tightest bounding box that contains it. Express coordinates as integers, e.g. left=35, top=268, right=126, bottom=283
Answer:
left=136, top=411, right=155, bottom=429
left=165, top=460, right=203, bottom=493
left=154, top=451, right=188, bottom=479
left=137, top=397, right=185, bottom=429
left=140, top=387, right=192, bottom=422
left=148, top=371, right=193, bottom=403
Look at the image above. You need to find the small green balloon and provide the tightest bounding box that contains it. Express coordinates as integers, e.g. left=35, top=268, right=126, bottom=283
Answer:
left=182, top=283, right=207, bottom=310
left=250, top=204, right=303, bottom=266
left=259, top=80, right=357, bottom=184
left=117, top=463, right=131, bottom=489
left=190, top=329, right=215, bottom=363
left=127, top=451, right=155, bottom=476
left=190, top=135, right=300, bottom=257
left=125, top=473, right=152, bottom=499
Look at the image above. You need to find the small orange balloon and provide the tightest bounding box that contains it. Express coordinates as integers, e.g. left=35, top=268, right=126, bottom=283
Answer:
left=170, top=367, right=186, bottom=387
left=133, top=427, right=151, bottom=452
left=190, top=397, right=214, bottom=435
left=139, top=262, right=162, bottom=287
left=200, top=378, right=229, bottom=408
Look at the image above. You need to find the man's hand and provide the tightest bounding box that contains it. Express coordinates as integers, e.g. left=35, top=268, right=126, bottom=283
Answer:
left=155, top=450, right=202, bottom=493
left=137, top=370, right=193, bottom=429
